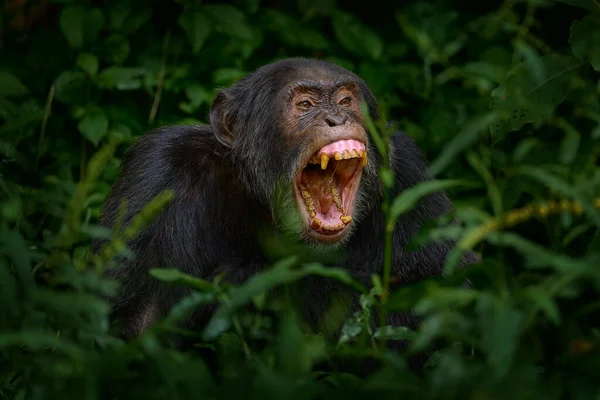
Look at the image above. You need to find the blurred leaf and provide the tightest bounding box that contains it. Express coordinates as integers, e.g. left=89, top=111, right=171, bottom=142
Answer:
left=490, top=54, right=584, bottom=136
left=121, top=10, right=151, bottom=35
left=96, top=67, right=146, bottom=90
left=84, top=8, right=105, bottom=44
left=332, top=11, right=383, bottom=60
left=526, top=287, right=561, bottom=325
left=0, top=71, right=29, bottom=97
left=429, top=112, right=498, bottom=177
left=569, top=13, right=600, bottom=71
left=477, top=294, right=524, bottom=378
left=261, top=10, right=329, bottom=49
left=54, top=71, right=87, bottom=104
left=60, top=5, right=85, bottom=48
left=212, top=68, right=247, bottom=86
left=277, top=311, right=327, bottom=376
left=559, top=119, right=581, bottom=164
left=373, top=326, right=417, bottom=341
left=204, top=257, right=365, bottom=340
left=388, top=180, right=468, bottom=228
left=297, top=0, right=337, bottom=17
left=178, top=11, right=211, bottom=53
left=204, top=4, right=253, bottom=39
left=108, top=1, right=132, bottom=30
left=149, top=268, right=215, bottom=292
left=76, top=53, right=99, bottom=76
left=77, top=109, right=109, bottom=146
left=515, top=166, right=600, bottom=227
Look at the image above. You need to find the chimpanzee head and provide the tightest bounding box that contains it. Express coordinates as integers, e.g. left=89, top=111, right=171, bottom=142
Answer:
left=210, top=58, right=383, bottom=248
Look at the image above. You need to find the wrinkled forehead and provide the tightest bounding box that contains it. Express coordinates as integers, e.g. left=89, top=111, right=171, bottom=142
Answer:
left=280, top=67, right=359, bottom=97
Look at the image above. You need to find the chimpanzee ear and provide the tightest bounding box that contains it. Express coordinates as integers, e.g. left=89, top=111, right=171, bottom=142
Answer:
left=210, top=91, right=235, bottom=148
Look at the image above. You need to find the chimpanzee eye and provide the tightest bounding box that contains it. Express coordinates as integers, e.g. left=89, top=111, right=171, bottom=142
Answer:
left=297, top=100, right=312, bottom=110
left=339, top=97, right=352, bottom=106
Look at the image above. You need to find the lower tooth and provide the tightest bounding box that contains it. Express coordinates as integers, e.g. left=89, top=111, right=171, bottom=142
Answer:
left=311, top=218, right=322, bottom=229
left=340, top=215, right=353, bottom=224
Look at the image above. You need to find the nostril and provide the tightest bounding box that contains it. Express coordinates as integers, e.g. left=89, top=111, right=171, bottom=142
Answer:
left=325, top=114, right=348, bottom=127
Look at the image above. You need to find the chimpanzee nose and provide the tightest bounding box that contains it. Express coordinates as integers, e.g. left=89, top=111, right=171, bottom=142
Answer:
left=325, top=113, right=348, bottom=127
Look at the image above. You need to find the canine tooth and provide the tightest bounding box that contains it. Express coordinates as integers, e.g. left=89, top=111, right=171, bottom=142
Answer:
left=320, top=153, right=330, bottom=170
left=340, top=215, right=353, bottom=224
left=311, top=218, right=322, bottom=229
left=362, top=150, right=368, bottom=166
left=334, top=152, right=343, bottom=160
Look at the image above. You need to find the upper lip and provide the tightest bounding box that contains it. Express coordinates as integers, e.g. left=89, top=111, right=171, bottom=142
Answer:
left=298, top=125, right=367, bottom=170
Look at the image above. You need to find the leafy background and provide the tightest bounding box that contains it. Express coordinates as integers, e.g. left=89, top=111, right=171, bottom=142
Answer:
left=1, top=0, right=600, bottom=398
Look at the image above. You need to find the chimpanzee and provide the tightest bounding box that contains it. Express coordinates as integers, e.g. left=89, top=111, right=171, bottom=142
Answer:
left=94, top=58, right=478, bottom=356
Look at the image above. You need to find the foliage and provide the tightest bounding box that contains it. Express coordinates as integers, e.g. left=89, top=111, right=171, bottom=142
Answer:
left=1, top=0, right=600, bottom=398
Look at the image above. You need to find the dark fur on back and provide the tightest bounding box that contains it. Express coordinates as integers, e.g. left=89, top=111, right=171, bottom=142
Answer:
left=93, top=58, right=478, bottom=349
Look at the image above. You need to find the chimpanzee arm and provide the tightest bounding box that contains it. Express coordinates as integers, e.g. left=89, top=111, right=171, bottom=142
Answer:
left=93, top=125, right=225, bottom=338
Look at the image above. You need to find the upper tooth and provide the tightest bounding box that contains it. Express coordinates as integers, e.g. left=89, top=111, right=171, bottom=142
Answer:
left=320, top=153, right=329, bottom=170
left=334, top=152, right=343, bottom=160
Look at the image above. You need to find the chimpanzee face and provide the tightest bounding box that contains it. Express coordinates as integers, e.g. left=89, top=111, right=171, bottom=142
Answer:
left=279, top=76, right=370, bottom=244
left=210, top=59, right=381, bottom=248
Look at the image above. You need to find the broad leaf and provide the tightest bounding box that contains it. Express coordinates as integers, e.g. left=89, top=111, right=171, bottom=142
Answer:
left=490, top=53, right=584, bottom=136
left=77, top=108, right=109, bottom=146
left=0, top=71, right=29, bottom=97
left=570, top=13, right=600, bottom=71
left=59, top=5, right=85, bottom=48
left=178, top=11, right=211, bottom=53
left=332, top=11, right=383, bottom=60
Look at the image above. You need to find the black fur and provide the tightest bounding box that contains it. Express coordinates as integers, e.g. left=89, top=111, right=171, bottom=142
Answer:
left=93, top=58, right=478, bottom=357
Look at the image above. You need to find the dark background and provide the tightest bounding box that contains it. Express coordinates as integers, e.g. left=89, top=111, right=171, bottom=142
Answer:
left=0, top=0, right=599, bottom=398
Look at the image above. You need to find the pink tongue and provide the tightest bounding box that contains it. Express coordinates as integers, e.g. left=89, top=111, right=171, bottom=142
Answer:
left=318, top=139, right=365, bottom=156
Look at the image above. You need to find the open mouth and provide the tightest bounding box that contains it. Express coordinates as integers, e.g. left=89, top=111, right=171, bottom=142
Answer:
left=294, top=139, right=367, bottom=242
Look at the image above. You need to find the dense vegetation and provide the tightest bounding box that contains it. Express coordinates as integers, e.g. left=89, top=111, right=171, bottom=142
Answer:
left=1, top=0, right=599, bottom=398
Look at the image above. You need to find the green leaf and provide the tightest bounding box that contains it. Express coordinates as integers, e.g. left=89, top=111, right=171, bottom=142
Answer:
left=77, top=109, right=109, bottom=146
left=149, top=268, right=215, bottom=292
left=388, top=180, right=468, bottom=229
left=559, top=120, right=581, bottom=164
left=332, top=11, right=383, bottom=60
left=429, top=112, right=498, bottom=177
left=261, top=9, right=328, bottom=50
left=373, top=326, right=417, bottom=341
left=162, top=291, right=217, bottom=325
left=76, top=53, right=99, bottom=76
left=203, top=257, right=365, bottom=340
left=515, top=165, right=600, bottom=227
left=54, top=71, right=87, bottom=104
left=477, top=294, right=524, bottom=378
left=121, top=10, right=151, bottom=35
left=203, top=5, right=253, bottom=39
left=212, top=68, right=247, bottom=86
left=490, top=53, right=584, bottom=136
left=178, top=11, right=211, bottom=53
left=526, top=287, right=561, bottom=325
left=59, top=5, right=85, bottom=48
left=569, top=13, right=600, bottom=71
left=96, top=67, right=146, bottom=90
left=277, top=311, right=327, bottom=376
left=84, top=8, right=105, bottom=44
left=109, top=1, right=132, bottom=30
left=0, top=71, right=29, bottom=97
left=486, top=231, right=589, bottom=272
